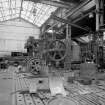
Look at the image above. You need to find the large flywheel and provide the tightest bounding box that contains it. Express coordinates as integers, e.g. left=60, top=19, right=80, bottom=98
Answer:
left=48, top=40, right=67, bottom=62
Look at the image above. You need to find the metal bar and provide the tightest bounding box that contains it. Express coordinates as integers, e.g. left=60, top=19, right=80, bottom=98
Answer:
left=8, top=0, right=11, bottom=18
left=36, top=6, right=54, bottom=26
left=24, top=0, right=72, bottom=8
left=33, top=4, right=43, bottom=23
left=19, top=0, right=24, bottom=18
left=10, top=0, right=13, bottom=18
left=44, top=0, right=92, bottom=33
left=41, top=8, right=60, bottom=28
left=0, top=8, right=19, bottom=14
left=15, top=0, right=16, bottom=15
left=57, top=9, right=96, bottom=33
left=0, top=38, right=25, bottom=41
left=38, top=0, right=72, bottom=8
left=51, top=15, right=89, bottom=32
left=34, top=8, right=45, bottom=24
left=0, top=13, right=19, bottom=18
left=27, top=3, right=35, bottom=20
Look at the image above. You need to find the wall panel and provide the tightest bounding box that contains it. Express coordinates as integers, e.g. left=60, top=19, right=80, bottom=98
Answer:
left=0, top=18, right=40, bottom=56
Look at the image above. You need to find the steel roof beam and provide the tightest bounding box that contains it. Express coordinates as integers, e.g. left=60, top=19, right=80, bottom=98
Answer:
left=57, top=9, right=96, bottom=32
left=24, top=0, right=73, bottom=8
left=51, top=15, right=89, bottom=32
left=45, top=0, right=92, bottom=33
left=19, top=0, right=24, bottom=18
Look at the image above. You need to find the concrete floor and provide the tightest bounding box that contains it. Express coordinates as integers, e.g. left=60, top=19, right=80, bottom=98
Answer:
left=0, top=68, right=13, bottom=105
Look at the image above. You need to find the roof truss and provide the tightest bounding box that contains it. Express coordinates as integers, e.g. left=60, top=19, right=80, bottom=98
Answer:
left=0, top=0, right=57, bottom=27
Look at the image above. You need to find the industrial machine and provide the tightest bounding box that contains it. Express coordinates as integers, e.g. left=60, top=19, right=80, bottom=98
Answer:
left=24, top=33, right=81, bottom=75
left=0, top=57, right=8, bottom=69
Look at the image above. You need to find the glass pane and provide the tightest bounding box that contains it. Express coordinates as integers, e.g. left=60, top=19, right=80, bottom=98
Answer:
left=21, top=11, right=27, bottom=15
left=16, top=0, right=21, bottom=7
left=36, top=3, right=42, bottom=9
left=0, top=0, right=57, bottom=27
left=5, top=15, right=11, bottom=20
left=23, top=1, right=29, bottom=9
left=2, top=1, right=8, bottom=8
left=3, top=10, right=10, bottom=16
left=26, top=11, right=30, bottom=17
left=11, top=15, right=17, bottom=18
left=24, top=16, right=29, bottom=20
left=21, top=14, right=25, bottom=18
left=11, top=9, right=16, bottom=14
left=11, top=1, right=15, bottom=8
left=16, top=13, right=19, bottom=17
left=28, top=4, right=33, bottom=11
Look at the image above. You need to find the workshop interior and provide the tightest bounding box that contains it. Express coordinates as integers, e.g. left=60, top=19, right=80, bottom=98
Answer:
left=0, top=0, right=105, bottom=105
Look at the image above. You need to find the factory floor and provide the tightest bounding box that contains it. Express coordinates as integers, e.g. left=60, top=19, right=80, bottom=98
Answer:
left=0, top=67, right=13, bottom=105
left=0, top=66, right=105, bottom=105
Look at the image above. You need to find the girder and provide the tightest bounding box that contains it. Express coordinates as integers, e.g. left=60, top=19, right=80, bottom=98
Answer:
left=51, top=15, right=89, bottom=32
left=24, top=0, right=73, bottom=8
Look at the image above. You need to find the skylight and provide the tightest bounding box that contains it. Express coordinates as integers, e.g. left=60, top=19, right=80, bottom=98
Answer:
left=0, top=0, right=57, bottom=27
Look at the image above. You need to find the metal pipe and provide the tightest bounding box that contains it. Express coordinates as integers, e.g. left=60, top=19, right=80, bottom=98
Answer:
left=24, top=0, right=72, bottom=8
left=73, top=9, right=95, bottom=23
left=51, top=15, right=89, bottom=32
left=45, top=0, right=93, bottom=32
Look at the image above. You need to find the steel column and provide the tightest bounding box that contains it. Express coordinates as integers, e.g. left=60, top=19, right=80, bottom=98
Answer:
left=95, top=0, right=104, bottom=65
left=64, top=25, right=71, bottom=71
left=24, top=0, right=72, bottom=8
left=95, top=0, right=104, bottom=31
